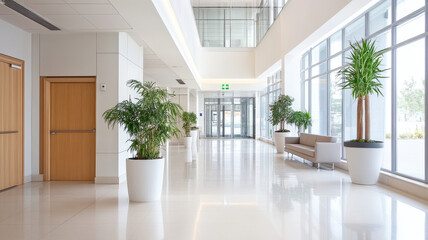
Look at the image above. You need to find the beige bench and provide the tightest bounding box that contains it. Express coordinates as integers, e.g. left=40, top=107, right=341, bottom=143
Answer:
left=284, top=133, right=341, bottom=169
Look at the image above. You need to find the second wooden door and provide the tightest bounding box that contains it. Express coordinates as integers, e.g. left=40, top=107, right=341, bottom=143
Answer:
left=0, top=57, right=23, bottom=190
left=49, top=80, right=95, bottom=181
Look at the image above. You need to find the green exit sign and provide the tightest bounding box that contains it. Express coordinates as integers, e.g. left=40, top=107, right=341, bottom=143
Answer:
left=222, top=84, right=229, bottom=90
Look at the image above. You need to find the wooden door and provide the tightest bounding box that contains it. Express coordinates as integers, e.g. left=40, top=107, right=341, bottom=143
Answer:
left=0, top=57, right=23, bottom=190
left=49, top=81, right=95, bottom=181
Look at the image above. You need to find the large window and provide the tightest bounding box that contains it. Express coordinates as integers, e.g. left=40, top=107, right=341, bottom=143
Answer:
left=301, top=0, right=427, bottom=182
left=260, top=70, right=282, bottom=140
left=193, top=1, right=288, bottom=47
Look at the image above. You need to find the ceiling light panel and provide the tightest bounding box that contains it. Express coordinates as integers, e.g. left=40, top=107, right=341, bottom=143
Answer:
left=70, top=4, right=118, bottom=15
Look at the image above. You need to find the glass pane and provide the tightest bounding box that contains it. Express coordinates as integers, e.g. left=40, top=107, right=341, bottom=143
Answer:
left=396, top=39, right=425, bottom=179
left=304, top=54, right=309, bottom=69
left=311, top=62, right=327, bottom=76
left=371, top=52, right=392, bottom=171
left=330, top=54, right=342, bottom=70
left=330, top=71, right=342, bottom=141
left=206, top=104, right=218, bottom=137
left=344, top=87, right=358, bottom=143
left=231, top=20, right=251, bottom=47
left=369, top=0, right=391, bottom=34
left=311, top=75, right=328, bottom=135
left=345, top=16, right=365, bottom=48
left=312, top=40, right=327, bottom=65
left=396, top=0, right=424, bottom=20
left=370, top=30, right=391, bottom=49
left=234, top=105, right=242, bottom=137
left=260, top=95, right=268, bottom=138
left=223, top=105, right=232, bottom=137
left=201, top=20, right=225, bottom=47
left=396, top=13, right=425, bottom=44
left=305, top=81, right=309, bottom=113
left=330, top=30, right=342, bottom=56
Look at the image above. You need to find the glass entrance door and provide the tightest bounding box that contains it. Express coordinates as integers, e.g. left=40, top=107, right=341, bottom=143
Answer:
left=222, top=104, right=232, bottom=137
left=205, top=98, right=255, bottom=138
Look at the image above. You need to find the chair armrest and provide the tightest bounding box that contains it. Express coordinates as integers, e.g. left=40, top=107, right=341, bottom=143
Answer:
left=315, top=142, right=341, bottom=163
left=285, top=137, right=300, bottom=144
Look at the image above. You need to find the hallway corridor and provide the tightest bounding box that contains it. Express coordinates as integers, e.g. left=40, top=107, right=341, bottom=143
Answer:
left=0, top=139, right=427, bottom=240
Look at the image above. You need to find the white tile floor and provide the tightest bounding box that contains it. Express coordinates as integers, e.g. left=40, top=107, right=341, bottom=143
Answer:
left=0, top=139, right=427, bottom=240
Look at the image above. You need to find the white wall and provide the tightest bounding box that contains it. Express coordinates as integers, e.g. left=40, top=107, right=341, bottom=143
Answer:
left=197, top=92, right=205, bottom=137
left=118, top=32, right=143, bottom=178
left=96, top=32, right=143, bottom=182
left=40, top=33, right=97, bottom=76
left=0, top=19, right=32, bottom=182
left=32, top=32, right=142, bottom=183
left=170, top=88, right=189, bottom=145
left=199, top=48, right=255, bottom=79
left=255, top=0, right=353, bottom=77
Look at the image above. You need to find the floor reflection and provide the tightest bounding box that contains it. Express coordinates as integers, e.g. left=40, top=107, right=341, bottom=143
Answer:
left=0, top=139, right=426, bottom=240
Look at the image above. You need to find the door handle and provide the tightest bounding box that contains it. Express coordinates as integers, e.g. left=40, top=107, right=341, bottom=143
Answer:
left=50, top=129, right=96, bottom=135
left=0, top=131, right=18, bottom=134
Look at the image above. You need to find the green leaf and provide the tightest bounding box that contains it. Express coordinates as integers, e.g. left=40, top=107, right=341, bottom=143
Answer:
left=103, top=80, right=183, bottom=159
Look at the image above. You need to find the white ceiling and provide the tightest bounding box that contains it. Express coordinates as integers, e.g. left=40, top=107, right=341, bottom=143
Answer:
left=191, top=0, right=262, bottom=7
left=0, top=0, right=199, bottom=90
left=0, top=0, right=131, bottom=32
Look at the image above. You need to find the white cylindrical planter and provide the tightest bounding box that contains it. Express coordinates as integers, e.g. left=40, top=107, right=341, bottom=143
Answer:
left=345, top=142, right=384, bottom=185
left=190, top=130, right=198, bottom=144
left=274, top=131, right=290, bottom=153
left=184, top=136, right=192, bottom=149
left=186, top=146, right=192, bottom=162
left=126, top=158, right=165, bottom=202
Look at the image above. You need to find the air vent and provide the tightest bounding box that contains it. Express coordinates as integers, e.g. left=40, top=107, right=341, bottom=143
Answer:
left=176, top=79, right=185, bottom=85
left=1, top=0, right=60, bottom=31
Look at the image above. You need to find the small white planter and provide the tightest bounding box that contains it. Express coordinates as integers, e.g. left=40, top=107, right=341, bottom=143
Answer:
left=274, top=131, right=290, bottom=153
left=184, top=136, right=192, bottom=149
left=190, top=130, right=198, bottom=144
left=345, top=142, right=384, bottom=185
left=126, top=158, right=165, bottom=202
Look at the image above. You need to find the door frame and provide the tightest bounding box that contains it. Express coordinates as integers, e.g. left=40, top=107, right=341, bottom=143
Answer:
left=40, top=77, right=96, bottom=181
left=0, top=53, right=25, bottom=185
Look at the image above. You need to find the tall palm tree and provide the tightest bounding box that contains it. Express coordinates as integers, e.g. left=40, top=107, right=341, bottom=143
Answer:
left=338, top=39, right=388, bottom=141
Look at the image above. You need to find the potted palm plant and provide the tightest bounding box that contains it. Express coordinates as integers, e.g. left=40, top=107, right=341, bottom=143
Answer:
left=189, top=113, right=199, bottom=145
left=290, top=110, right=312, bottom=135
left=338, top=39, right=388, bottom=185
left=103, top=80, right=182, bottom=202
left=268, top=95, right=294, bottom=153
left=182, top=112, right=196, bottom=148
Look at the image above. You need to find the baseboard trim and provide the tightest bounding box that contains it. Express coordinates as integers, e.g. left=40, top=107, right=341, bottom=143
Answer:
left=31, top=174, right=44, bottom=182
left=335, top=160, right=428, bottom=201
left=95, top=174, right=126, bottom=184
left=24, top=175, right=32, bottom=183
left=258, top=137, right=274, bottom=145
left=378, top=172, right=428, bottom=201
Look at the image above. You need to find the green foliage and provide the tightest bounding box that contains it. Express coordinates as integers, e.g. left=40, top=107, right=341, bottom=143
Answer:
left=338, top=39, right=388, bottom=99
left=182, top=112, right=197, bottom=137
left=268, top=95, right=294, bottom=132
left=398, top=78, right=424, bottom=121
left=337, top=38, right=387, bottom=141
left=103, top=80, right=183, bottom=159
left=398, top=129, right=425, bottom=139
left=290, top=111, right=312, bottom=135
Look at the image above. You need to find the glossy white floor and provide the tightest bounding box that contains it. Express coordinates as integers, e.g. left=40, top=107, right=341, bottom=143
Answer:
left=0, top=139, right=427, bottom=240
